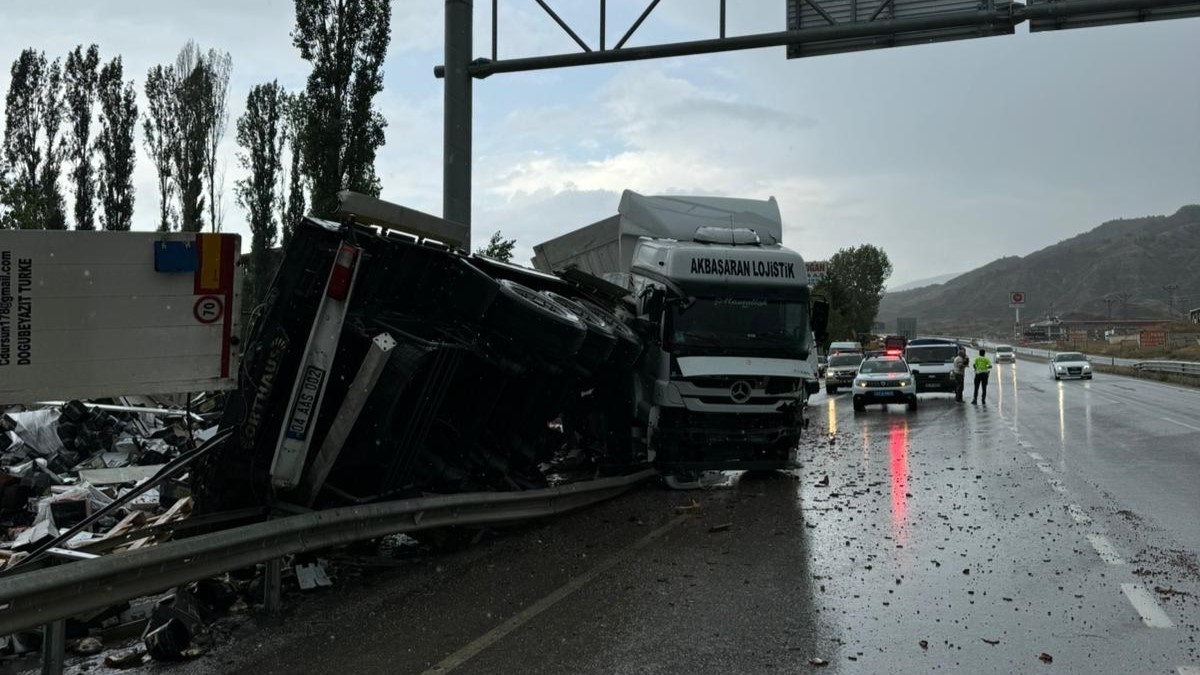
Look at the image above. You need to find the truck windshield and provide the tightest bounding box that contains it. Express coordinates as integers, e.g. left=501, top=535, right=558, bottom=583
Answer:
left=669, top=296, right=809, bottom=357
left=905, top=345, right=958, bottom=364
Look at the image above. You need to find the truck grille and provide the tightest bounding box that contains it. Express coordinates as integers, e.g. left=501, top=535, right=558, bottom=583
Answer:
left=866, top=381, right=904, bottom=388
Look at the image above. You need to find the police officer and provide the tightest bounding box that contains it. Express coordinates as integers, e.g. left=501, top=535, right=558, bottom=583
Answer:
left=953, top=347, right=969, bottom=402
left=971, top=348, right=992, bottom=405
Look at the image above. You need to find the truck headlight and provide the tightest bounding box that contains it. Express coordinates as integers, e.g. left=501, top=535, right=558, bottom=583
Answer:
left=856, top=381, right=868, bottom=388
left=898, top=379, right=910, bottom=387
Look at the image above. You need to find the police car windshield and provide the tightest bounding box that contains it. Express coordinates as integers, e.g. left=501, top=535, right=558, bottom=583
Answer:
left=859, top=358, right=908, bottom=374
left=670, top=297, right=808, bottom=357
left=829, top=354, right=862, bottom=367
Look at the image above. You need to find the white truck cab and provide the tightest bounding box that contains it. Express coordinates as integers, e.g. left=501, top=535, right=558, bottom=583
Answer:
left=533, top=191, right=826, bottom=474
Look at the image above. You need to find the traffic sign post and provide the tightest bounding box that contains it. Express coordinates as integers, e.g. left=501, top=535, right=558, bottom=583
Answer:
left=1009, top=291, right=1026, bottom=337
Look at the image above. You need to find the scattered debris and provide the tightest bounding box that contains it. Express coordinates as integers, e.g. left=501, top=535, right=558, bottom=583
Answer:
left=708, top=522, right=732, bottom=533
left=674, top=501, right=701, bottom=515
left=982, top=638, right=1000, bottom=645
left=919, top=640, right=929, bottom=650
left=73, top=636, right=104, bottom=655
left=1154, top=585, right=1192, bottom=598
left=810, top=657, right=829, bottom=666
left=296, top=562, right=334, bottom=590
left=105, top=647, right=147, bottom=669
left=816, top=475, right=830, bottom=488
left=1039, top=652, right=1054, bottom=663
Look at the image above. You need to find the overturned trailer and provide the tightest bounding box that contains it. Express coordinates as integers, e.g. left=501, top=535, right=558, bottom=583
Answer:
left=197, top=191, right=826, bottom=512
left=196, top=204, right=645, bottom=513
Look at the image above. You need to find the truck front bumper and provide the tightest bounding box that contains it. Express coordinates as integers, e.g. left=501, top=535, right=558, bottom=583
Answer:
left=652, top=407, right=800, bottom=470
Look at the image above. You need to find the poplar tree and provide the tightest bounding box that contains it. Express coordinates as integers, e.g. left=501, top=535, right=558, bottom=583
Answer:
left=143, top=64, right=178, bottom=231
left=96, top=57, right=137, bottom=231
left=292, top=0, right=391, bottom=218
left=64, top=44, right=101, bottom=230
left=235, top=82, right=287, bottom=301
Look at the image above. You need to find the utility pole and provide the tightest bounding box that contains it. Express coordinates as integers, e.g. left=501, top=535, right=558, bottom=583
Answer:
left=444, top=0, right=473, bottom=237
left=1104, top=295, right=1117, bottom=322
left=1162, top=284, right=1180, bottom=319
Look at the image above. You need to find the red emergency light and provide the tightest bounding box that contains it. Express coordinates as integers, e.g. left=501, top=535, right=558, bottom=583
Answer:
left=885, top=349, right=902, bottom=356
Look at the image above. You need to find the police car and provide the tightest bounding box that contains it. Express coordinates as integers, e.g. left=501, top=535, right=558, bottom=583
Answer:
left=852, top=354, right=918, bottom=412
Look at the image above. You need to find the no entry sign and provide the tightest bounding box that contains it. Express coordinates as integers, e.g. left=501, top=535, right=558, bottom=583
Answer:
left=1009, top=291, right=1026, bottom=307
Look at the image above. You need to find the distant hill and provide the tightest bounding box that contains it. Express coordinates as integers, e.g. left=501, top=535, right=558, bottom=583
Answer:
left=878, top=205, right=1200, bottom=334
left=889, top=272, right=962, bottom=293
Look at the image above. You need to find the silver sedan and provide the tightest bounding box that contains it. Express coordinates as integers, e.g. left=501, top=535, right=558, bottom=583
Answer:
left=1050, top=352, right=1093, bottom=380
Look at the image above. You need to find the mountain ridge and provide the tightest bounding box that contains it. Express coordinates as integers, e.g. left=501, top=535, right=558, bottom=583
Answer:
left=878, top=205, right=1200, bottom=333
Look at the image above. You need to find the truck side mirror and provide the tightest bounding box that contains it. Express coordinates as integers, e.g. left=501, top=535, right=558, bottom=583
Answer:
left=640, top=287, right=664, bottom=321
left=636, top=288, right=664, bottom=342
left=811, top=300, right=830, bottom=344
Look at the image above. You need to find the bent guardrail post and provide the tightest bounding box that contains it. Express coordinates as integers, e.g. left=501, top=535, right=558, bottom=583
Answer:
left=264, top=557, right=283, bottom=614
left=40, top=617, right=65, bottom=675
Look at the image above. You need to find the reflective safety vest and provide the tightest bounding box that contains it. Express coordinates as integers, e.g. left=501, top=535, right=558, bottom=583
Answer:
left=973, top=356, right=992, bottom=374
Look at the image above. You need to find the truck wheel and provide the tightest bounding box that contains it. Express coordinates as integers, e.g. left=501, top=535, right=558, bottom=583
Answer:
left=826, top=385, right=836, bottom=395
left=486, top=280, right=586, bottom=361
left=853, top=397, right=865, bottom=412
left=544, top=292, right=617, bottom=371
left=907, top=398, right=918, bottom=411
left=580, top=299, right=643, bottom=369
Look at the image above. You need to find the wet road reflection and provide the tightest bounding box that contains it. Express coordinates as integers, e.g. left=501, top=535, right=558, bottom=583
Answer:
left=997, top=361, right=1004, bottom=413
left=826, top=397, right=837, bottom=437
left=1057, top=380, right=1066, bottom=444
left=888, top=418, right=909, bottom=542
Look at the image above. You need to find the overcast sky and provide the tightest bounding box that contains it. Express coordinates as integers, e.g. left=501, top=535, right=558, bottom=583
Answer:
left=2, top=2, right=1197, bottom=287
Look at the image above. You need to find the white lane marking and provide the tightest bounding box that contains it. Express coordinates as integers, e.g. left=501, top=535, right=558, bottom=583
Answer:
left=419, top=514, right=689, bottom=675
left=1086, top=534, right=1126, bottom=565
left=1176, top=667, right=1200, bottom=675
left=1068, top=504, right=1092, bottom=524
left=1121, top=583, right=1176, bottom=628
left=1047, top=478, right=1067, bottom=494
left=1036, top=463, right=1053, bottom=474
left=1163, top=418, right=1200, bottom=433
left=1027, top=451, right=1044, bottom=461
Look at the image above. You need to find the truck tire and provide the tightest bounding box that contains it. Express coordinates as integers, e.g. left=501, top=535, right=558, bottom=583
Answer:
left=826, top=385, right=837, bottom=395
left=579, top=299, right=643, bottom=369
left=907, top=397, right=918, bottom=411
left=485, top=280, right=586, bottom=361
left=852, top=397, right=865, bottom=412
left=544, top=292, right=617, bottom=371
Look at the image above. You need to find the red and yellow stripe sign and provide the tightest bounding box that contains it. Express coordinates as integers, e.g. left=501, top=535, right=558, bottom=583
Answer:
left=193, top=233, right=238, bottom=377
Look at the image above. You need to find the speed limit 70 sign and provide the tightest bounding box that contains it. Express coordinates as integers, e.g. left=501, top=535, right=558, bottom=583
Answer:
left=1009, top=291, right=1026, bottom=307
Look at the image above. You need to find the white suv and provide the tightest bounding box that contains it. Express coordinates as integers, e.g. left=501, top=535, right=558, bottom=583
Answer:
left=995, top=345, right=1015, bottom=363
left=853, top=355, right=918, bottom=412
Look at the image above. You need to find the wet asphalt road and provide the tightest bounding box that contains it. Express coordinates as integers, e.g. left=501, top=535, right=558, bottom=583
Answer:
left=95, top=357, right=1200, bottom=675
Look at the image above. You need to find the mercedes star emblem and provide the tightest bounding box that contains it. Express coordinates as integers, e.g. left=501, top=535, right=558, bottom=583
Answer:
left=729, top=380, right=752, bottom=404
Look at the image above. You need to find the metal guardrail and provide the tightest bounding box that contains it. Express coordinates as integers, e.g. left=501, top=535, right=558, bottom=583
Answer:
left=0, top=469, right=655, bottom=635
left=1133, top=360, right=1200, bottom=376
left=1010, top=345, right=1142, bottom=367
left=1007, top=346, right=1200, bottom=375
